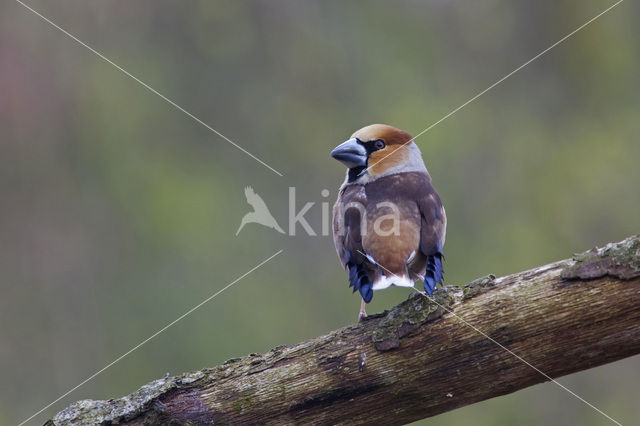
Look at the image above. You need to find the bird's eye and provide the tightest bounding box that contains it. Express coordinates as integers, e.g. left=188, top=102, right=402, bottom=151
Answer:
left=374, top=140, right=385, bottom=150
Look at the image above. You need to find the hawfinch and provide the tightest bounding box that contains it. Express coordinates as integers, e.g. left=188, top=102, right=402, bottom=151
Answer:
left=331, top=124, right=446, bottom=319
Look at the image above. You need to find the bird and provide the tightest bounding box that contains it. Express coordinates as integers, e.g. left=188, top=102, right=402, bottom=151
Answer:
left=236, top=186, right=285, bottom=235
left=331, top=124, right=446, bottom=320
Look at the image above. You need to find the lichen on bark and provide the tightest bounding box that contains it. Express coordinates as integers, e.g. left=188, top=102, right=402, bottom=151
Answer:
left=372, top=288, right=456, bottom=351
left=48, top=371, right=205, bottom=425
left=462, top=274, right=496, bottom=300
left=45, top=235, right=640, bottom=426
left=561, top=235, right=640, bottom=280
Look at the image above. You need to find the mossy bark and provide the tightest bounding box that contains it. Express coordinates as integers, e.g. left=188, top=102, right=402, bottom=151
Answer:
left=48, top=236, right=640, bottom=425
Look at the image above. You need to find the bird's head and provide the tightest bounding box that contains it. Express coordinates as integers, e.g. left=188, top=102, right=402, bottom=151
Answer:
left=330, top=124, right=423, bottom=182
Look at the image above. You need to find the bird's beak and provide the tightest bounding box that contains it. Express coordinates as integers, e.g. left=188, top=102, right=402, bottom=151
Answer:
left=330, top=138, right=367, bottom=168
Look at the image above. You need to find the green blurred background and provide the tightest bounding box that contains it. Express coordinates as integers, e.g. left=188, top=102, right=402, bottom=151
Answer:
left=1, top=0, right=639, bottom=424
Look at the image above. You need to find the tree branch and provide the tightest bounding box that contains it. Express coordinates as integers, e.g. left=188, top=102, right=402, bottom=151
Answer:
left=48, top=236, right=640, bottom=425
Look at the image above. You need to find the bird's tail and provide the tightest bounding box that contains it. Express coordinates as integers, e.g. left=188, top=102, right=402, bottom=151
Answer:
left=423, top=253, right=444, bottom=295
left=347, top=261, right=373, bottom=303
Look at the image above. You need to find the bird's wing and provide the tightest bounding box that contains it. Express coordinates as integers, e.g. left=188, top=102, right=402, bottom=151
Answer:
left=412, top=173, right=447, bottom=294
left=333, top=184, right=374, bottom=302
left=333, top=185, right=365, bottom=265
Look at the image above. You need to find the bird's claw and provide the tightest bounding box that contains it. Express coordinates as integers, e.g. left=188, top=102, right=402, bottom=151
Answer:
left=409, top=289, right=428, bottom=299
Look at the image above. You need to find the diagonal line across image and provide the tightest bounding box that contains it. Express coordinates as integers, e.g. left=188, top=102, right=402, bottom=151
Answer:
left=365, top=0, right=624, bottom=175
left=360, top=250, right=623, bottom=426
left=14, top=0, right=284, bottom=177
left=11, top=0, right=628, bottom=424
left=18, top=250, right=284, bottom=426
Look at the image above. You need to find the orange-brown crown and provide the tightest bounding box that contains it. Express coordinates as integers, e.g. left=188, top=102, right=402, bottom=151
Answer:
left=351, top=124, right=413, bottom=146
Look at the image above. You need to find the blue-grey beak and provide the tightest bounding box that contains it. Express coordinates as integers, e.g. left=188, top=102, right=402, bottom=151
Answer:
left=330, top=138, right=367, bottom=168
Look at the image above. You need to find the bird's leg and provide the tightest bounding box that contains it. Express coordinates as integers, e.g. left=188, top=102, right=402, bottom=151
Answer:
left=358, top=298, right=368, bottom=321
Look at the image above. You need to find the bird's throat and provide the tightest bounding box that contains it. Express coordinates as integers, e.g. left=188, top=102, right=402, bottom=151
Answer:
left=348, top=166, right=367, bottom=183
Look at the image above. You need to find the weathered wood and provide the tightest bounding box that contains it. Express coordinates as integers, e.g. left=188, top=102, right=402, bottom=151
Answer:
left=48, top=236, right=640, bottom=425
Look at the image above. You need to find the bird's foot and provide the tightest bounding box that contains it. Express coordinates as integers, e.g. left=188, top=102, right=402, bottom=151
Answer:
left=409, top=289, right=428, bottom=299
